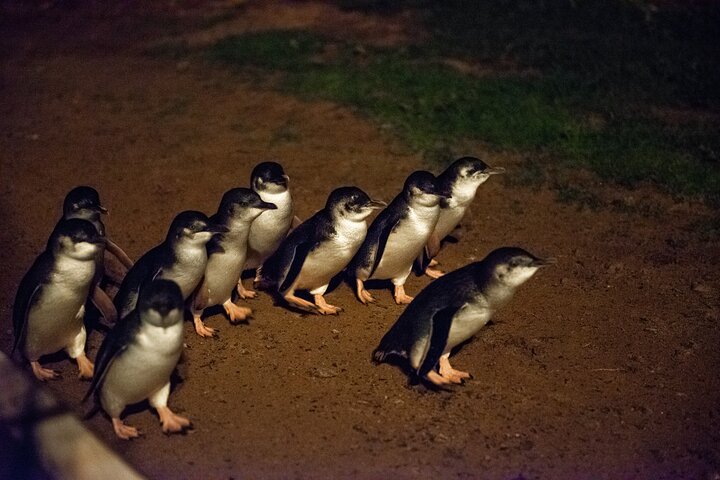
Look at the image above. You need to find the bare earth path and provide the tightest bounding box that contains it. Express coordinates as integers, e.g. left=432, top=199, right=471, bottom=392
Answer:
left=1, top=3, right=719, bottom=479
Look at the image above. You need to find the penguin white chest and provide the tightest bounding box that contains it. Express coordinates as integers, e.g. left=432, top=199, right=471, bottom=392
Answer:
left=445, top=301, right=494, bottom=352
left=25, top=256, right=95, bottom=358
left=101, top=322, right=183, bottom=414
left=247, top=190, right=293, bottom=268
left=435, top=204, right=468, bottom=241
left=295, top=218, right=367, bottom=290
left=160, top=246, right=208, bottom=299
left=373, top=206, right=439, bottom=280
left=204, top=231, right=250, bottom=304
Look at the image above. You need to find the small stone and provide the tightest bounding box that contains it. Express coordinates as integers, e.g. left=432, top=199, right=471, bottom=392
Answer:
left=310, top=367, right=338, bottom=378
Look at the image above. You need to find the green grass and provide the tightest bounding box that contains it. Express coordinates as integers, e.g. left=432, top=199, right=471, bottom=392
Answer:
left=191, top=0, right=720, bottom=202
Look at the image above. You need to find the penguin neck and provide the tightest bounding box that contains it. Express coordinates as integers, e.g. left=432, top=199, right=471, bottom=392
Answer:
left=53, top=250, right=97, bottom=288
left=171, top=236, right=209, bottom=262
left=482, top=278, right=517, bottom=309
left=449, top=178, right=485, bottom=206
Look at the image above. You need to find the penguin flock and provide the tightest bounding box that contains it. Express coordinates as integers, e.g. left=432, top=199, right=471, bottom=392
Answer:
left=11, top=157, right=553, bottom=440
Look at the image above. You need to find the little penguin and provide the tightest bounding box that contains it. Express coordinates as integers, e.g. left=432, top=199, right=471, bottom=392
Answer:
left=373, top=247, right=554, bottom=386
left=240, top=161, right=298, bottom=299
left=257, top=187, right=385, bottom=315
left=347, top=170, right=449, bottom=305
left=191, top=188, right=276, bottom=337
left=113, top=211, right=224, bottom=320
left=84, top=279, right=190, bottom=440
left=61, top=186, right=134, bottom=325
left=421, top=157, right=505, bottom=278
left=13, top=218, right=105, bottom=381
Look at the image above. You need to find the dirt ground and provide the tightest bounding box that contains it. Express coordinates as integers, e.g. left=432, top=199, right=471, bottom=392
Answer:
left=1, top=2, right=719, bottom=479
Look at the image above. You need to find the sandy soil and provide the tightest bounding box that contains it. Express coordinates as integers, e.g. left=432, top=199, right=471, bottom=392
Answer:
left=1, top=2, right=719, bottom=479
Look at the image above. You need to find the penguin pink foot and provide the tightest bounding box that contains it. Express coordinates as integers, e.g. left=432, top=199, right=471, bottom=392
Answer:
left=283, top=293, right=319, bottom=313
left=314, top=294, right=342, bottom=315
left=112, top=418, right=140, bottom=440
left=223, top=300, right=251, bottom=324
left=157, top=406, right=191, bottom=434
left=237, top=281, right=257, bottom=299
left=193, top=315, right=216, bottom=338
left=393, top=285, right=414, bottom=305
left=76, top=353, right=94, bottom=380
left=356, top=279, right=376, bottom=304
left=439, top=356, right=471, bottom=384
left=31, top=362, right=59, bottom=381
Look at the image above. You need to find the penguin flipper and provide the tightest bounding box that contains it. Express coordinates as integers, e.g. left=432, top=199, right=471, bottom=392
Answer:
left=84, top=310, right=142, bottom=402
left=368, top=215, right=401, bottom=278
left=12, top=252, right=53, bottom=354
left=278, top=240, right=314, bottom=294
left=105, top=238, right=134, bottom=270
left=417, top=306, right=460, bottom=378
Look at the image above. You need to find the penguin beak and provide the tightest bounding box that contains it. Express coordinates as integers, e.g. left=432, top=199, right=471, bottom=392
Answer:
left=258, top=201, right=278, bottom=210
left=485, top=166, right=506, bottom=175
left=99, top=205, right=109, bottom=215
left=531, top=257, right=556, bottom=267
left=282, top=174, right=290, bottom=183
left=365, top=199, right=387, bottom=210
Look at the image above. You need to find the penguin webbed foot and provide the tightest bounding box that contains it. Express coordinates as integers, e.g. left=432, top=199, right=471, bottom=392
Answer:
left=193, top=316, right=217, bottom=338
left=236, top=282, right=257, bottom=300
left=76, top=354, right=95, bottom=380
left=112, top=418, right=141, bottom=440
left=222, top=300, right=252, bottom=324
left=393, top=285, right=414, bottom=305
left=313, top=294, right=343, bottom=315
left=355, top=278, right=376, bottom=305
left=439, top=356, right=471, bottom=384
left=282, top=293, right=320, bottom=314
left=157, top=406, right=191, bottom=435
left=31, top=362, right=60, bottom=381
left=424, top=267, right=445, bottom=279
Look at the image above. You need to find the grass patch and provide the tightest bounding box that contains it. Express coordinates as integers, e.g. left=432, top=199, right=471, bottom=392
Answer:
left=196, top=1, right=720, bottom=202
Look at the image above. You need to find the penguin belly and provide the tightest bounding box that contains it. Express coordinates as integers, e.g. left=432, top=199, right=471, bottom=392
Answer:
left=100, top=321, right=183, bottom=417
left=434, top=205, right=467, bottom=242
left=444, top=302, right=493, bottom=353
left=24, top=258, right=94, bottom=360
left=294, top=221, right=366, bottom=291
left=372, top=210, right=437, bottom=282
left=203, top=248, right=246, bottom=306
left=246, top=190, right=293, bottom=269
left=160, top=248, right=208, bottom=300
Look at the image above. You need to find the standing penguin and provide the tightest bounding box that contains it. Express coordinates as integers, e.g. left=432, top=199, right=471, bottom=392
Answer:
left=113, top=211, right=223, bottom=320
left=85, top=279, right=190, bottom=440
left=191, top=188, right=276, bottom=337
left=60, top=186, right=134, bottom=325
left=240, top=161, right=298, bottom=299
left=13, top=219, right=105, bottom=381
left=373, top=247, right=553, bottom=386
left=258, top=187, right=385, bottom=314
left=347, top=171, right=449, bottom=305
left=420, top=157, right=505, bottom=278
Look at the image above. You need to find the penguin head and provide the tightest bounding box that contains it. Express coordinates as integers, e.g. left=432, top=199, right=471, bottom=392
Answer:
left=218, top=188, right=278, bottom=223
left=167, top=210, right=224, bottom=246
left=485, top=247, right=555, bottom=287
left=51, top=218, right=105, bottom=260
left=326, top=187, right=386, bottom=221
left=404, top=171, right=447, bottom=207
left=251, top=161, right=289, bottom=194
left=63, top=186, right=107, bottom=220
left=446, top=156, right=505, bottom=187
left=137, top=279, right=184, bottom=329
